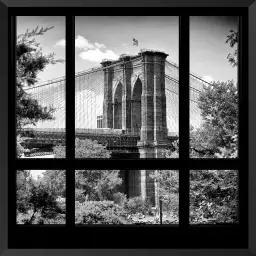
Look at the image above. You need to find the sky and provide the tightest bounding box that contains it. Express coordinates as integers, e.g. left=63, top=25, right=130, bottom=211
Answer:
left=17, top=16, right=238, bottom=84
left=16, top=16, right=238, bottom=130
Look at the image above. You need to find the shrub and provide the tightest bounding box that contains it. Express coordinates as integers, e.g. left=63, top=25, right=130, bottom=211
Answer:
left=124, top=196, right=153, bottom=215
left=162, top=193, right=179, bottom=218
left=41, top=214, right=66, bottom=224
left=190, top=170, right=238, bottom=224
left=75, top=188, right=87, bottom=203
left=113, top=192, right=127, bottom=207
left=75, top=201, right=132, bottom=224
left=75, top=170, right=122, bottom=201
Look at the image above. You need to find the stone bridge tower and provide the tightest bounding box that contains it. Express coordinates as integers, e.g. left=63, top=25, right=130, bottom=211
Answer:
left=101, top=49, right=169, bottom=205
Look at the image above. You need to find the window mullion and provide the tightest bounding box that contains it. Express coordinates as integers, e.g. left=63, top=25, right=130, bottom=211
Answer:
left=9, top=14, right=17, bottom=231
left=66, top=15, right=75, bottom=228
left=238, top=14, right=248, bottom=232
left=179, top=15, right=190, bottom=228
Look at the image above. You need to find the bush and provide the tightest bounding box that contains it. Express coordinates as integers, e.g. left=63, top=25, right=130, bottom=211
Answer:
left=162, top=193, right=179, bottom=218
left=75, top=201, right=132, bottom=224
left=190, top=170, right=238, bottom=224
left=75, top=170, right=122, bottom=201
left=113, top=192, right=127, bottom=207
left=124, top=196, right=153, bottom=215
left=75, top=188, right=87, bottom=203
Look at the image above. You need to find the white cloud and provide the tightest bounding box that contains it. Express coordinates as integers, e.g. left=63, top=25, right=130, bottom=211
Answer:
left=55, top=36, right=100, bottom=50
left=55, top=39, right=66, bottom=47
left=122, top=43, right=128, bottom=47
left=202, top=75, right=214, bottom=83
left=79, top=48, right=119, bottom=62
left=56, top=35, right=119, bottom=63
left=75, top=35, right=95, bottom=50
left=95, top=42, right=107, bottom=49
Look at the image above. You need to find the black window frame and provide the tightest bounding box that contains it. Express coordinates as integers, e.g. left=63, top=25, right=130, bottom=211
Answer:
left=8, top=7, right=248, bottom=249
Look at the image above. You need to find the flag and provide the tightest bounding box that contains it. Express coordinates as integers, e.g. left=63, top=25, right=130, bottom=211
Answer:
left=133, top=38, right=138, bottom=46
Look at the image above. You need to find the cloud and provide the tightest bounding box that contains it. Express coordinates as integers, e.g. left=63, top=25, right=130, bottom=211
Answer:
left=56, top=36, right=107, bottom=50
left=55, top=35, right=118, bottom=63
left=55, top=39, right=65, bottom=47
left=75, top=35, right=95, bottom=50
left=122, top=43, right=128, bottom=47
left=79, top=48, right=119, bottom=62
left=202, top=75, right=214, bottom=83
left=95, top=42, right=107, bottom=49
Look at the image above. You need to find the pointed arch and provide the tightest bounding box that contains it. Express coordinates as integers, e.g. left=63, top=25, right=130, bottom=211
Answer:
left=113, top=82, right=122, bottom=129
left=131, top=77, right=142, bottom=131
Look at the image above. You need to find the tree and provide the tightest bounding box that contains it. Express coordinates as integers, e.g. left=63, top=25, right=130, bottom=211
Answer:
left=40, top=170, right=66, bottom=198
left=190, top=170, right=238, bottom=223
left=16, top=134, right=30, bottom=157
left=53, top=138, right=122, bottom=202
left=162, top=30, right=239, bottom=223
left=166, top=29, right=239, bottom=159
left=16, top=170, right=34, bottom=214
left=16, top=26, right=64, bottom=130
left=226, top=29, right=238, bottom=67
left=16, top=170, right=65, bottom=224
left=191, top=80, right=238, bottom=157
left=75, top=170, right=122, bottom=201
left=53, top=138, right=111, bottom=159
left=25, top=183, right=58, bottom=223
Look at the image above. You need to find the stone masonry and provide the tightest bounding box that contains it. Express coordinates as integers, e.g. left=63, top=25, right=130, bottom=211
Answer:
left=101, top=49, right=169, bottom=206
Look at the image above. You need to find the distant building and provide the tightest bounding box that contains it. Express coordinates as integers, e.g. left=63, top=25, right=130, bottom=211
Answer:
left=97, top=115, right=103, bottom=128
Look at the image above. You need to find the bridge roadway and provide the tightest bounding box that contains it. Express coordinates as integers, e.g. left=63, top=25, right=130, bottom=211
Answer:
left=19, top=128, right=178, bottom=158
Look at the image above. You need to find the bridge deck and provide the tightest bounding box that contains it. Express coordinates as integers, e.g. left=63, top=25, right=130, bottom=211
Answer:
left=19, top=128, right=178, bottom=150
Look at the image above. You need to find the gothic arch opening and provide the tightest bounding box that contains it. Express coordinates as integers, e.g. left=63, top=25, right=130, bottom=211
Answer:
left=113, top=82, right=122, bottom=129
left=131, top=78, right=142, bottom=132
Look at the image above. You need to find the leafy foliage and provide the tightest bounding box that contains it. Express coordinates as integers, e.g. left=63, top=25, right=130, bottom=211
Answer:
left=16, top=170, right=34, bottom=214
left=16, top=170, right=66, bottom=224
left=75, top=201, right=132, bottom=224
left=16, top=135, right=30, bottom=158
left=226, top=29, right=238, bottom=67
left=75, top=170, right=122, bottom=201
left=16, top=26, right=64, bottom=130
left=39, top=170, right=66, bottom=197
left=196, top=80, right=238, bottom=156
left=54, top=138, right=119, bottom=203
left=124, top=196, right=153, bottom=215
left=190, top=170, right=238, bottom=223
left=113, top=192, right=128, bottom=207
left=149, top=170, right=179, bottom=217
left=53, top=138, right=111, bottom=159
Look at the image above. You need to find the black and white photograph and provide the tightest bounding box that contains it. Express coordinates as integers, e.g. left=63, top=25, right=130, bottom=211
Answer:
left=14, top=16, right=239, bottom=227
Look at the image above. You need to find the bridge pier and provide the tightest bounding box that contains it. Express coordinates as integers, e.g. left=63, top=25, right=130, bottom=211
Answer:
left=137, top=50, right=169, bottom=206
left=101, top=50, right=169, bottom=207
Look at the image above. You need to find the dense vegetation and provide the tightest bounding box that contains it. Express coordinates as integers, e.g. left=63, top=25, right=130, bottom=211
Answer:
left=16, top=170, right=66, bottom=224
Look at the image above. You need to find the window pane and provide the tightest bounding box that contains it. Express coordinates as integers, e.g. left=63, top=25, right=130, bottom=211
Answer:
left=16, top=16, right=66, bottom=158
left=16, top=170, right=66, bottom=225
left=75, top=16, right=179, bottom=159
left=189, top=170, right=238, bottom=224
left=190, top=16, right=238, bottom=158
left=75, top=170, right=179, bottom=225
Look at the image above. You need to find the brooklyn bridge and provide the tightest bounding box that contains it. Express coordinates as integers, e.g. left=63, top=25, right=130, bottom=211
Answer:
left=19, top=49, right=210, bottom=205
left=19, top=49, right=209, bottom=159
